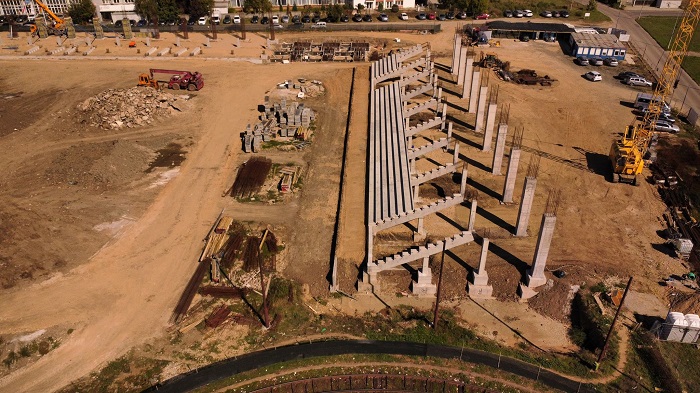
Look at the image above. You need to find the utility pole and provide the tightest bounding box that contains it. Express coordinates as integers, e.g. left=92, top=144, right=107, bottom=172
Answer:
left=596, top=276, right=633, bottom=371
left=432, top=243, right=447, bottom=330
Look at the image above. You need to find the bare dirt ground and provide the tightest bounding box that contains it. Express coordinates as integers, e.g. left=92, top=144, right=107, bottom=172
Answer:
left=0, top=18, right=689, bottom=391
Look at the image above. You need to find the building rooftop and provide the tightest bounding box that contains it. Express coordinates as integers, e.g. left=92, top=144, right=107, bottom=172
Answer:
left=485, top=21, right=575, bottom=33
left=571, top=32, right=626, bottom=48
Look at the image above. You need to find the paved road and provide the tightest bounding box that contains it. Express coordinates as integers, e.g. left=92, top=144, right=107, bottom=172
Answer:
left=600, top=3, right=700, bottom=115
left=142, top=339, right=599, bottom=393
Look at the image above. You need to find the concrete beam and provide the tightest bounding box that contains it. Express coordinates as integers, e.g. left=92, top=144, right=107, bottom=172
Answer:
left=372, top=193, right=465, bottom=231
left=369, top=231, right=474, bottom=271
left=412, top=163, right=458, bottom=185
left=407, top=137, right=449, bottom=160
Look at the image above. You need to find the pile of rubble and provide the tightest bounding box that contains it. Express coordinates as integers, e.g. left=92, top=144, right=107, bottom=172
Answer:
left=77, top=87, right=191, bottom=129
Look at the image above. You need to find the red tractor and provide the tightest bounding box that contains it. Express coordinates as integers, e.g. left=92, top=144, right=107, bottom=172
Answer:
left=138, top=69, right=204, bottom=91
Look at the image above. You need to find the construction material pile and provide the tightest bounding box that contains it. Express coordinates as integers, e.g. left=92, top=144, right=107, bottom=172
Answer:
left=230, top=156, right=273, bottom=198
left=77, top=87, right=191, bottom=130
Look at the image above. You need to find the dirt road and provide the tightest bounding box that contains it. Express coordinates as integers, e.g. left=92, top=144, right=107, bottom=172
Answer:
left=0, top=59, right=349, bottom=392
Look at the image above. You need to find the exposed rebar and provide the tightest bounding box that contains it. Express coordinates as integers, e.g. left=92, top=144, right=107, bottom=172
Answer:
left=544, top=189, right=562, bottom=216
left=526, top=155, right=541, bottom=178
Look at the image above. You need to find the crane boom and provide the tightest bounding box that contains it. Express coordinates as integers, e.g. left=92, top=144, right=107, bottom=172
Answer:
left=610, top=0, right=700, bottom=185
left=29, top=0, right=65, bottom=36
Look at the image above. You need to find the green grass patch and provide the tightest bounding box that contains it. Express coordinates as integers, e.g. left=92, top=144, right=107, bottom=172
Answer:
left=679, top=56, right=700, bottom=86
left=658, top=338, right=700, bottom=392
left=638, top=16, right=700, bottom=53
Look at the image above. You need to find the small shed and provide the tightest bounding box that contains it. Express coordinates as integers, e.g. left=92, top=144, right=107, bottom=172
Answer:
left=569, top=32, right=627, bottom=60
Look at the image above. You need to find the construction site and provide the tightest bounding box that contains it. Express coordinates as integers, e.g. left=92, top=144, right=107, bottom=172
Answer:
left=2, top=12, right=700, bottom=393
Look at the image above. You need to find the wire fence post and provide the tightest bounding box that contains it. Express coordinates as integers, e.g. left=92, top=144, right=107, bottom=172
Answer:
left=460, top=340, right=464, bottom=360
left=536, top=365, right=541, bottom=381
left=498, top=352, right=501, bottom=368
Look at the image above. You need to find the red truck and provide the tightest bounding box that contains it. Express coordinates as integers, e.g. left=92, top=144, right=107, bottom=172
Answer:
left=138, top=69, right=204, bottom=91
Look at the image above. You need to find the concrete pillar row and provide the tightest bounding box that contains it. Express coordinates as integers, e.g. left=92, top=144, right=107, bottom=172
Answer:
left=502, top=147, right=521, bottom=203
left=491, top=123, right=508, bottom=175
left=515, top=176, right=537, bottom=237
left=461, top=58, right=473, bottom=100
left=451, top=34, right=461, bottom=75
left=453, top=142, right=460, bottom=165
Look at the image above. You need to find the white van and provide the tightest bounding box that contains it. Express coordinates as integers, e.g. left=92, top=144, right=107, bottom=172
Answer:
left=635, top=93, right=670, bottom=113
left=311, top=21, right=327, bottom=28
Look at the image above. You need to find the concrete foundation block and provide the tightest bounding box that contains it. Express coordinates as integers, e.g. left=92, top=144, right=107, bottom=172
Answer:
left=525, top=270, right=548, bottom=288
left=470, top=270, right=489, bottom=286
left=518, top=282, right=539, bottom=300
left=412, top=270, right=436, bottom=297
left=468, top=283, right=493, bottom=299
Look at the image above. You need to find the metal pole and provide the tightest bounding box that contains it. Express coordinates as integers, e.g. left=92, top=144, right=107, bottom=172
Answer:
left=259, top=255, right=269, bottom=328
left=432, top=243, right=447, bottom=329
left=596, top=276, right=633, bottom=370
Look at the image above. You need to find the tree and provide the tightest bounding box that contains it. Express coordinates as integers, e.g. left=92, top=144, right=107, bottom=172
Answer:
left=466, top=0, right=487, bottom=15
left=243, top=0, right=272, bottom=14
left=158, top=0, right=179, bottom=22
left=292, top=3, right=297, bottom=11
left=357, top=3, right=365, bottom=11
left=67, top=0, right=96, bottom=24
left=187, top=0, right=214, bottom=18
left=377, top=2, right=383, bottom=11
left=135, top=0, right=158, bottom=21
left=586, top=0, right=597, bottom=10
left=327, top=4, right=344, bottom=20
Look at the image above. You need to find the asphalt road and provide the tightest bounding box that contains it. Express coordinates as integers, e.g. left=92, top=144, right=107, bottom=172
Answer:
left=142, top=339, right=599, bottom=393
left=599, top=3, right=700, bottom=116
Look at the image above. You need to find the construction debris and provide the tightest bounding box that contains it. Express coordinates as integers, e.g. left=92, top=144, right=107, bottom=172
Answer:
left=230, top=156, right=273, bottom=198
left=205, top=304, right=231, bottom=328
left=78, top=87, right=191, bottom=129
left=271, top=41, right=370, bottom=62
left=242, top=96, right=317, bottom=152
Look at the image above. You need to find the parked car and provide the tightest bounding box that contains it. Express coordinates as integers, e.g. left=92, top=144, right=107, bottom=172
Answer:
left=590, top=57, right=604, bottom=66
left=659, top=113, right=676, bottom=123
left=211, top=15, right=221, bottom=24
left=560, top=10, right=570, bottom=17
left=519, top=34, right=530, bottom=42
left=475, top=13, right=490, bottom=19
left=604, top=58, right=619, bottom=67
left=437, top=14, right=447, bottom=20
left=400, top=12, right=409, bottom=20
left=327, top=15, right=338, bottom=22
left=198, top=16, right=208, bottom=25
left=456, top=11, right=468, bottom=19
left=362, top=14, right=372, bottom=21
left=353, top=14, right=363, bottom=22
left=379, top=13, right=389, bottom=21
left=114, top=20, right=123, bottom=28
left=292, top=15, right=300, bottom=23
left=617, top=71, right=641, bottom=80
left=552, top=10, right=560, bottom=17
left=311, top=21, right=327, bottom=28
left=540, top=11, right=552, bottom=17
left=340, top=15, right=349, bottom=22
left=187, top=17, right=196, bottom=25
left=272, top=15, right=279, bottom=24
left=524, top=9, right=533, bottom=17
left=626, top=76, right=653, bottom=87
left=576, top=56, right=589, bottom=66
left=417, top=13, right=427, bottom=20
left=446, top=12, right=455, bottom=19
left=261, top=16, right=269, bottom=24
left=585, top=71, right=602, bottom=81
left=514, top=10, right=524, bottom=17
left=136, top=19, right=147, bottom=27
left=654, top=120, right=680, bottom=133
left=504, top=10, right=513, bottom=17
left=427, top=13, right=436, bottom=20
left=281, top=15, right=288, bottom=23
left=313, top=15, right=322, bottom=22
left=251, top=15, right=259, bottom=23
left=302, top=15, right=311, bottom=23
left=223, top=15, right=232, bottom=24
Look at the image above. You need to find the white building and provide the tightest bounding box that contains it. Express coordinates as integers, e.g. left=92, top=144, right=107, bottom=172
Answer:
left=97, top=0, right=137, bottom=23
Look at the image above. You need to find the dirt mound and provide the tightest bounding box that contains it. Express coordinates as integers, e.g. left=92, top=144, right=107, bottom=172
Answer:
left=77, top=87, right=192, bottom=129
left=671, top=292, right=700, bottom=314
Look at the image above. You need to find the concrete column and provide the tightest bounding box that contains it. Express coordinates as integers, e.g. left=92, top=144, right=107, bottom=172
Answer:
left=367, top=225, right=374, bottom=263
left=483, top=103, right=498, bottom=151
left=502, top=147, right=521, bottom=203
left=515, top=176, right=537, bottom=237
left=175, top=37, right=180, bottom=47
left=491, top=123, right=508, bottom=175
left=468, top=199, right=477, bottom=232
left=446, top=122, right=453, bottom=146
left=474, top=86, right=488, bottom=132
left=437, top=87, right=443, bottom=102
left=330, top=256, right=338, bottom=292
left=453, top=142, right=460, bottom=164
left=468, top=70, right=480, bottom=113
left=468, top=238, right=493, bottom=297
left=413, top=256, right=436, bottom=296
left=462, top=58, right=474, bottom=100
left=146, top=37, right=151, bottom=46
left=460, top=164, right=468, bottom=196
left=526, top=214, right=557, bottom=288
left=441, top=101, right=448, bottom=122
left=451, top=34, right=461, bottom=75
left=414, top=217, right=426, bottom=241
left=457, top=46, right=468, bottom=84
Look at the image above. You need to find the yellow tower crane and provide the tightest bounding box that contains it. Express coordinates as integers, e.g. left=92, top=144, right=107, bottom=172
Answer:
left=609, top=2, right=700, bottom=185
